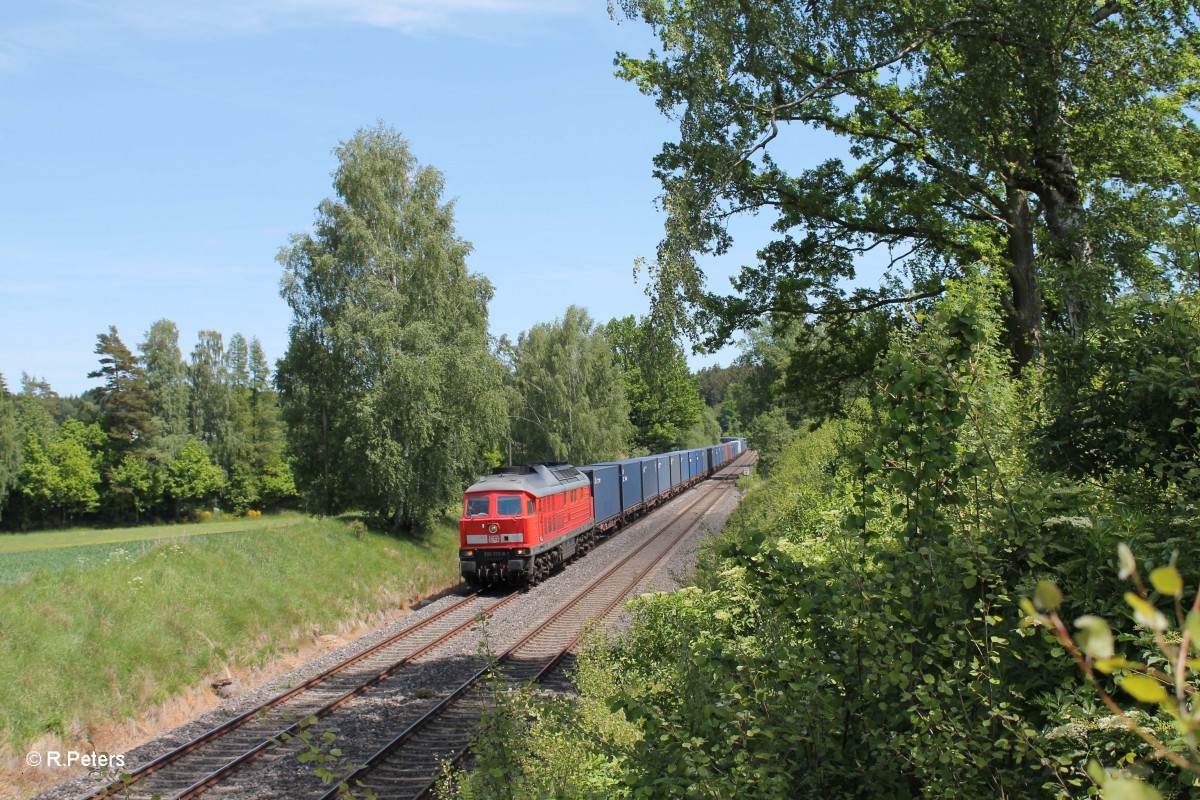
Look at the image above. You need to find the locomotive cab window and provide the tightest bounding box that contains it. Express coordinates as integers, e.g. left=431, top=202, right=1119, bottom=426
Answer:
left=527, top=500, right=535, bottom=514
left=497, top=496, right=522, bottom=516
left=466, top=497, right=489, bottom=517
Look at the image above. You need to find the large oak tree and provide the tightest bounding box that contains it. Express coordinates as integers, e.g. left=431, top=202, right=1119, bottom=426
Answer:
left=614, top=0, right=1200, bottom=369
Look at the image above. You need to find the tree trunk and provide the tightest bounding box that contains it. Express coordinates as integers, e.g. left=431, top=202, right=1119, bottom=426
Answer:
left=1002, top=186, right=1042, bottom=372
left=321, top=402, right=331, bottom=515
left=1036, top=148, right=1091, bottom=337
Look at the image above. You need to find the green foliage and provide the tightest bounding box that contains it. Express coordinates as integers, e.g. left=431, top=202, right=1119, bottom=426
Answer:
left=1023, top=549, right=1200, bottom=796
left=277, top=123, right=506, bottom=528
left=88, top=326, right=154, bottom=460
left=681, top=403, right=722, bottom=449
left=276, top=716, right=378, bottom=798
left=164, top=439, right=225, bottom=517
left=107, top=455, right=160, bottom=522
left=0, top=374, right=20, bottom=523
left=17, top=420, right=104, bottom=525
left=4, top=317, right=291, bottom=528
left=742, top=408, right=799, bottom=477
left=604, top=315, right=703, bottom=452
left=505, top=306, right=631, bottom=465
left=613, top=0, right=1200, bottom=368
left=1040, top=294, right=1200, bottom=499
left=188, top=329, right=239, bottom=470
left=439, top=633, right=636, bottom=800
left=693, top=363, right=749, bottom=408
left=139, top=319, right=191, bottom=457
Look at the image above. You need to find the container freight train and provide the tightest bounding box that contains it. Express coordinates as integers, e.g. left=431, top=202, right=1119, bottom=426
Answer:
left=458, top=438, right=747, bottom=587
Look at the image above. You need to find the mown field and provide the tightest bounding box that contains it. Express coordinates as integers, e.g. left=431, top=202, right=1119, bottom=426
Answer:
left=0, top=514, right=462, bottom=761
left=0, top=515, right=304, bottom=586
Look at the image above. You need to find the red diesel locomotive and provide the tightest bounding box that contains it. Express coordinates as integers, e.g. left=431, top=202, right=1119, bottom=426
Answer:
left=458, top=462, right=598, bottom=586
left=459, top=439, right=749, bottom=587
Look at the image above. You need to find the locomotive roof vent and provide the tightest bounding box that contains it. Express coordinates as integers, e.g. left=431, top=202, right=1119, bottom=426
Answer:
left=492, top=465, right=536, bottom=476
left=545, top=463, right=582, bottom=481
left=491, top=462, right=581, bottom=481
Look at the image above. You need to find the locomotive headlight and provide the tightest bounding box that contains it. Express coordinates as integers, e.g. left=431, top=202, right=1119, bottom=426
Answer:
left=487, top=523, right=499, bottom=534
left=463, top=550, right=474, bottom=557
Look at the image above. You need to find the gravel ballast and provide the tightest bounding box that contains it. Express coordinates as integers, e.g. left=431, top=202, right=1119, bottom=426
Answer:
left=34, top=465, right=748, bottom=800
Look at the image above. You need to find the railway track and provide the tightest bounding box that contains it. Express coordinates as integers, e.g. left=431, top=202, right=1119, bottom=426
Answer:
left=320, top=451, right=755, bottom=800
left=69, top=451, right=752, bottom=800
left=79, top=591, right=519, bottom=800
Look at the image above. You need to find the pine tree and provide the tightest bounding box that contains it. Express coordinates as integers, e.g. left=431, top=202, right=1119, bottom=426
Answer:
left=88, top=326, right=155, bottom=459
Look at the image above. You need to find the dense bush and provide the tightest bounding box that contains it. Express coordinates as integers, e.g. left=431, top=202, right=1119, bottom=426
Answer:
left=442, top=276, right=1200, bottom=799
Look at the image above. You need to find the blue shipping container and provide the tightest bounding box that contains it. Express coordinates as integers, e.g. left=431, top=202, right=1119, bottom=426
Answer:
left=673, top=451, right=690, bottom=483
left=580, top=464, right=621, bottom=526
left=596, top=460, right=643, bottom=511
left=655, top=455, right=671, bottom=493
left=638, top=456, right=660, bottom=501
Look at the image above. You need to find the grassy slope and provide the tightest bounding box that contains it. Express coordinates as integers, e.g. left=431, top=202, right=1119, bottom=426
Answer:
left=0, top=515, right=461, bottom=752
left=0, top=515, right=299, bottom=554
left=0, top=515, right=304, bottom=586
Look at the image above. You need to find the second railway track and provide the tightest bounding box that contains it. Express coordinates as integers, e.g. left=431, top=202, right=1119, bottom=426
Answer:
left=65, top=450, right=753, bottom=800
left=320, top=451, right=755, bottom=800
left=79, top=591, right=519, bottom=800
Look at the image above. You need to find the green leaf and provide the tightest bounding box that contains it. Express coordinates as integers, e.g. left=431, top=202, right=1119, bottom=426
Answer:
left=1187, top=610, right=1200, bottom=654
left=1101, top=777, right=1164, bottom=800
left=1149, top=566, right=1183, bottom=597
left=963, top=574, right=977, bottom=589
left=1124, top=593, right=1168, bottom=632
left=1118, top=544, right=1136, bottom=580
left=1094, top=657, right=1132, bottom=674
left=1075, top=615, right=1114, bottom=660
left=1034, top=580, right=1062, bottom=612
left=1120, top=674, right=1169, bottom=704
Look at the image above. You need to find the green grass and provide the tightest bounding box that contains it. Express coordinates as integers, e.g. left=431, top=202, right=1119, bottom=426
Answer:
left=0, top=515, right=462, bottom=754
left=0, top=514, right=300, bottom=555
left=0, top=539, right=158, bottom=586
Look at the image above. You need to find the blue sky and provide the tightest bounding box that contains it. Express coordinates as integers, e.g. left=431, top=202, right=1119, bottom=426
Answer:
left=0, top=1, right=766, bottom=396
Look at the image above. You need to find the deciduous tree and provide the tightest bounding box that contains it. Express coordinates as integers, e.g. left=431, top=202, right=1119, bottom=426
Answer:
left=604, top=315, right=703, bottom=452
left=0, top=374, right=19, bottom=523
left=507, top=306, right=631, bottom=464
left=140, top=319, right=191, bottom=456
left=165, top=439, right=225, bottom=518
left=613, top=0, right=1200, bottom=370
left=277, top=123, right=506, bottom=529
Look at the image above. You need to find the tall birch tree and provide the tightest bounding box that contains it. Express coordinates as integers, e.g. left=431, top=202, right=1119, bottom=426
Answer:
left=277, top=124, right=506, bottom=529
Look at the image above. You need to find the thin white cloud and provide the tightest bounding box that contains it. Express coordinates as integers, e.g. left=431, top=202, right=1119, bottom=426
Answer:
left=0, top=0, right=584, bottom=72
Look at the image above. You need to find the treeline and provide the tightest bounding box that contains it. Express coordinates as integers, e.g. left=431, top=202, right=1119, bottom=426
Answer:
left=274, top=125, right=715, bottom=531
left=0, top=322, right=295, bottom=529
left=1, top=125, right=718, bottom=534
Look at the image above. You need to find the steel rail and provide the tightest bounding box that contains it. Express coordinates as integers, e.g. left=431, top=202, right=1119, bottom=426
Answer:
left=77, top=590, right=518, bottom=800
left=326, top=452, right=753, bottom=800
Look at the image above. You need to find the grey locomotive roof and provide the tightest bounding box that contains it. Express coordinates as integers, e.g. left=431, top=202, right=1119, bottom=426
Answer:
left=464, top=462, right=588, bottom=498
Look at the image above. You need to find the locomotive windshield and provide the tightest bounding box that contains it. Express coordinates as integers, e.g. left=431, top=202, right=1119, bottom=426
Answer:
left=466, top=497, right=489, bottom=517
left=496, top=496, right=523, bottom=516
